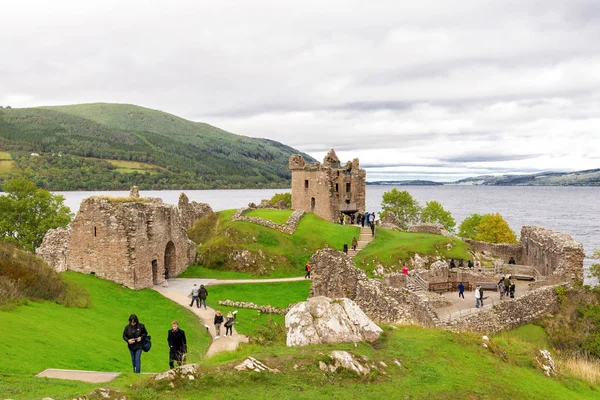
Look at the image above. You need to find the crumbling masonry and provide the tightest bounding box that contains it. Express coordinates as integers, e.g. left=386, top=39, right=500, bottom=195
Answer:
left=289, top=149, right=366, bottom=222
left=37, top=191, right=212, bottom=290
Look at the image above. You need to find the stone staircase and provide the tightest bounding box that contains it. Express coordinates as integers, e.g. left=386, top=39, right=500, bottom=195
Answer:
left=347, top=226, right=374, bottom=258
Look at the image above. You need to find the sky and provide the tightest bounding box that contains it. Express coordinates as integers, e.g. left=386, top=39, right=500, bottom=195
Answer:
left=1, top=0, right=600, bottom=182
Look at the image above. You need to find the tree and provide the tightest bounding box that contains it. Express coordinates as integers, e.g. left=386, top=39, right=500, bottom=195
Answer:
left=458, top=213, right=483, bottom=238
left=589, top=249, right=600, bottom=282
left=458, top=212, right=517, bottom=244
left=420, top=200, right=456, bottom=232
left=380, top=189, right=421, bottom=230
left=0, top=178, right=73, bottom=251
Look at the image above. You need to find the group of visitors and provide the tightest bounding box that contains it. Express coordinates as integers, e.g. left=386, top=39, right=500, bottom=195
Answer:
left=498, top=276, right=516, bottom=299
left=449, top=259, right=475, bottom=269
left=189, top=283, right=208, bottom=309
left=122, top=314, right=188, bottom=374
left=340, top=212, right=376, bottom=236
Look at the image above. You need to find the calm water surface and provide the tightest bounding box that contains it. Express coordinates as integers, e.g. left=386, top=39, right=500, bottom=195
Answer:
left=57, top=186, right=599, bottom=278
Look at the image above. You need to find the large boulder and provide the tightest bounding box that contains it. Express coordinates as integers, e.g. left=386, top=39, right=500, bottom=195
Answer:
left=285, top=296, right=383, bottom=346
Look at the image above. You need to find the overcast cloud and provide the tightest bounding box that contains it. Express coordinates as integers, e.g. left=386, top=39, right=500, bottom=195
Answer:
left=1, top=0, right=599, bottom=181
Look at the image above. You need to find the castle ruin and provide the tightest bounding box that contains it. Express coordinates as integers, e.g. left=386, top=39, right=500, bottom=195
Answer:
left=36, top=190, right=212, bottom=290
left=289, top=149, right=366, bottom=222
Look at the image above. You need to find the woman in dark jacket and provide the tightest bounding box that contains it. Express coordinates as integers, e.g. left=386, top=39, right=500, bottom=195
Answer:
left=122, top=314, right=147, bottom=373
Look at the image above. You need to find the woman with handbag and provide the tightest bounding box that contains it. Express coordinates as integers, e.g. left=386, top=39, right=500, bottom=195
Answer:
left=122, top=314, right=148, bottom=373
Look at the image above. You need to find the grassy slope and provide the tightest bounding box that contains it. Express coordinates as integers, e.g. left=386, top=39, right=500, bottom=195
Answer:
left=244, top=209, right=293, bottom=224
left=354, top=227, right=472, bottom=273
left=189, top=210, right=472, bottom=277
left=0, top=272, right=211, bottom=399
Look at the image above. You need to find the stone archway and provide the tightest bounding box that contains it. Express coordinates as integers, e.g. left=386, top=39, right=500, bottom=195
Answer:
left=164, top=241, right=176, bottom=281
left=311, top=197, right=315, bottom=213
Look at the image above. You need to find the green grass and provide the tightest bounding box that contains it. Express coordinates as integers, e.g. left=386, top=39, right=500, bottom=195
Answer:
left=0, top=272, right=211, bottom=399
left=0, top=152, right=20, bottom=174
left=179, top=265, right=278, bottom=279
left=353, top=227, right=472, bottom=273
left=244, top=209, right=293, bottom=224
left=190, top=211, right=360, bottom=277
left=209, top=281, right=310, bottom=309
left=105, top=159, right=164, bottom=174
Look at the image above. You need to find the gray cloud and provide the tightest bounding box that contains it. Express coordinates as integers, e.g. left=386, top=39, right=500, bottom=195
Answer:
left=1, top=0, right=599, bottom=181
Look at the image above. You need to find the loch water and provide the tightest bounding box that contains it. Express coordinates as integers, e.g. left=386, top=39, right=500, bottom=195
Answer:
left=57, top=185, right=600, bottom=278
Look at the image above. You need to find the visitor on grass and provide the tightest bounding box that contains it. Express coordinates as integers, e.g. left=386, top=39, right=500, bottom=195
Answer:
left=352, top=236, right=358, bottom=251
left=122, top=314, right=148, bottom=373
left=214, top=310, right=224, bottom=339
left=168, top=320, right=187, bottom=369
left=189, top=283, right=200, bottom=308
left=458, top=282, right=465, bottom=299
left=225, top=311, right=234, bottom=337
left=198, top=284, right=208, bottom=310
left=475, top=285, right=481, bottom=308
left=305, top=262, right=311, bottom=279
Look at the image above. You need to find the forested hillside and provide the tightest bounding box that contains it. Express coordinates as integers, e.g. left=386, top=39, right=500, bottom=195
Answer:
left=0, top=103, right=313, bottom=190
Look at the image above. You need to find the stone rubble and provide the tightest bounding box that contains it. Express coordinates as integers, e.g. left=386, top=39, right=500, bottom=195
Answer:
left=234, top=357, right=279, bottom=373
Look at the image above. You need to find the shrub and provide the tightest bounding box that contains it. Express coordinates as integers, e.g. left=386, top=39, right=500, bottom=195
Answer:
left=269, top=192, right=291, bottom=208
left=188, top=212, right=219, bottom=245
left=249, top=315, right=287, bottom=345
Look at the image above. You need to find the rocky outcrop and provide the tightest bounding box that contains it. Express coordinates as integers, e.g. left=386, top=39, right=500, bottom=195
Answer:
left=285, top=296, right=383, bottom=346
left=155, top=364, right=200, bottom=381
left=36, top=227, right=71, bottom=272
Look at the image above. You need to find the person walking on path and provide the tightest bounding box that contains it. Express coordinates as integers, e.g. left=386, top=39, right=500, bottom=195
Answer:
left=475, top=285, right=481, bottom=308
left=504, top=276, right=512, bottom=298
left=198, top=284, right=208, bottom=310
left=498, top=277, right=506, bottom=300
left=122, top=314, right=147, bottom=374
left=305, top=262, right=311, bottom=279
left=458, top=282, right=465, bottom=299
left=370, top=219, right=375, bottom=236
left=402, top=264, right=409, bottom=275
left=167, top=320, right=187, bottom=369
left=351, top=237, right=358, bottom=251
left=214, top=310, right=224, bottom=339
left=479, top=286, right=485, bottom=306
left=224, top=311, right=234, bottom=337
left=189, top=284, right=200, bottom=308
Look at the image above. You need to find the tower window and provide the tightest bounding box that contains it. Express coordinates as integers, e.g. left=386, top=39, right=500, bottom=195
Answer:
left=305, top=180, right=309, bottom=189
left=335, top=183, right=339, bottom=192
left=346, top=183, right=351, bottom=192
left=94, top=227, right=97, bottom=237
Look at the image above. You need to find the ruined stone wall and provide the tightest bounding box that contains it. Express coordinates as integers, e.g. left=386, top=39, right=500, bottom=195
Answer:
left=520, top=226, right=585, bottom=281
left=231, top=208, right=305, bottom=234
left=463, top=239, right=523, bottom=264
left=289, top=150, right=366, bottom=223
left=37, top=194, right=213, bottom=290
left=439, top=284, right=566, bottom=333
left=408, top=224, right=452, bottom=237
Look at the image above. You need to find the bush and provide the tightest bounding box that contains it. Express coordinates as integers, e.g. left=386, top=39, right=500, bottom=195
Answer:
left=188, top=212, right=219, bottom=245
left=269, top=192, right=291, bottom=208
left=249, top=315, right=287, bottom=345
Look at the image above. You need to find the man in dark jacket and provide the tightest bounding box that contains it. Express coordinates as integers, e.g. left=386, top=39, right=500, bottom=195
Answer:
left=122, top=314, right=148, bottom=373
left=168, top=320, right=187, bottom=369
left=198, top=284, right=208, bottom=310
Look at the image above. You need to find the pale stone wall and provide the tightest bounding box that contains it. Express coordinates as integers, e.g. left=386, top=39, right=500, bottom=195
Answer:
left=440, top=284, right=566, bottom=333
left=289, top=149, right=366, bottom=223
left=37, top=194, right=212, bottom=290
left=463, top=239, right=523, bottom=264
left=520, top=226, right=585, bottom=281
left=231, top=208, right=305, bottom=234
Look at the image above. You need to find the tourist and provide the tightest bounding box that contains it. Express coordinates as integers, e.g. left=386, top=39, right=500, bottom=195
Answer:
left=498, top=277, right=506, bottom=299
left=475, top=285, right=481, bottom=308
left=370, top=221, right=375, bottom=236
left=122, top=314, right=148, bottom=373
left=162, top=268, right=169, bottom=287
left=504, top=276, right=512, bottom=297
left=198, top=284, right=208, bottom=310
left=458, top=282, right=465, bottom=299
left=224, top=311, right=234, bottom=337
left=479, top=286, right=485, bottom=306
left=361, top=212, right=365, bottom=227
left=352, top=237, right=358, bottom=251
left=402, top=264, right=409, bottom=275
left=343, top=243, right=348, bottom=255
left=508, top=256, right=516, bottom=265
left=449, top=259, right=456, bottom=269
left=510, top=282, right=516, bottom=298
left=189, top=284, right=200, bottom=308
left=168, top=320, right=187, bottom=369
left=458, top=259, right=464, bottom=268
left=214, top=310, right=224, bottom=339
left=467, top=259, right=474, bottom=269
left=305, top=262, right=311, bottom=279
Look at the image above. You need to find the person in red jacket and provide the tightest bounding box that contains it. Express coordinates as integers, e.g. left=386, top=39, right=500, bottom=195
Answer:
left=402, top=264, right=409, bottom=275
left=305, top=262, right=311, bottom=279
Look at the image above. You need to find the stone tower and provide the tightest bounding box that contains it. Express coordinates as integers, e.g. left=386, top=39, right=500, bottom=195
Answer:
left=289, top=149, right=366, bottom=222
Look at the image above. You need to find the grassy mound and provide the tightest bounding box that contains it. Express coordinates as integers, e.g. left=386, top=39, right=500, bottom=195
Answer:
left=353, top=227, right=472, bottom=274
left=187, top=209, right=472, bottom=277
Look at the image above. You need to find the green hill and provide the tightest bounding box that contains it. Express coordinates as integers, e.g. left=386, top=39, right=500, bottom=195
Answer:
left=0, top=103, right=314, bottom=190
